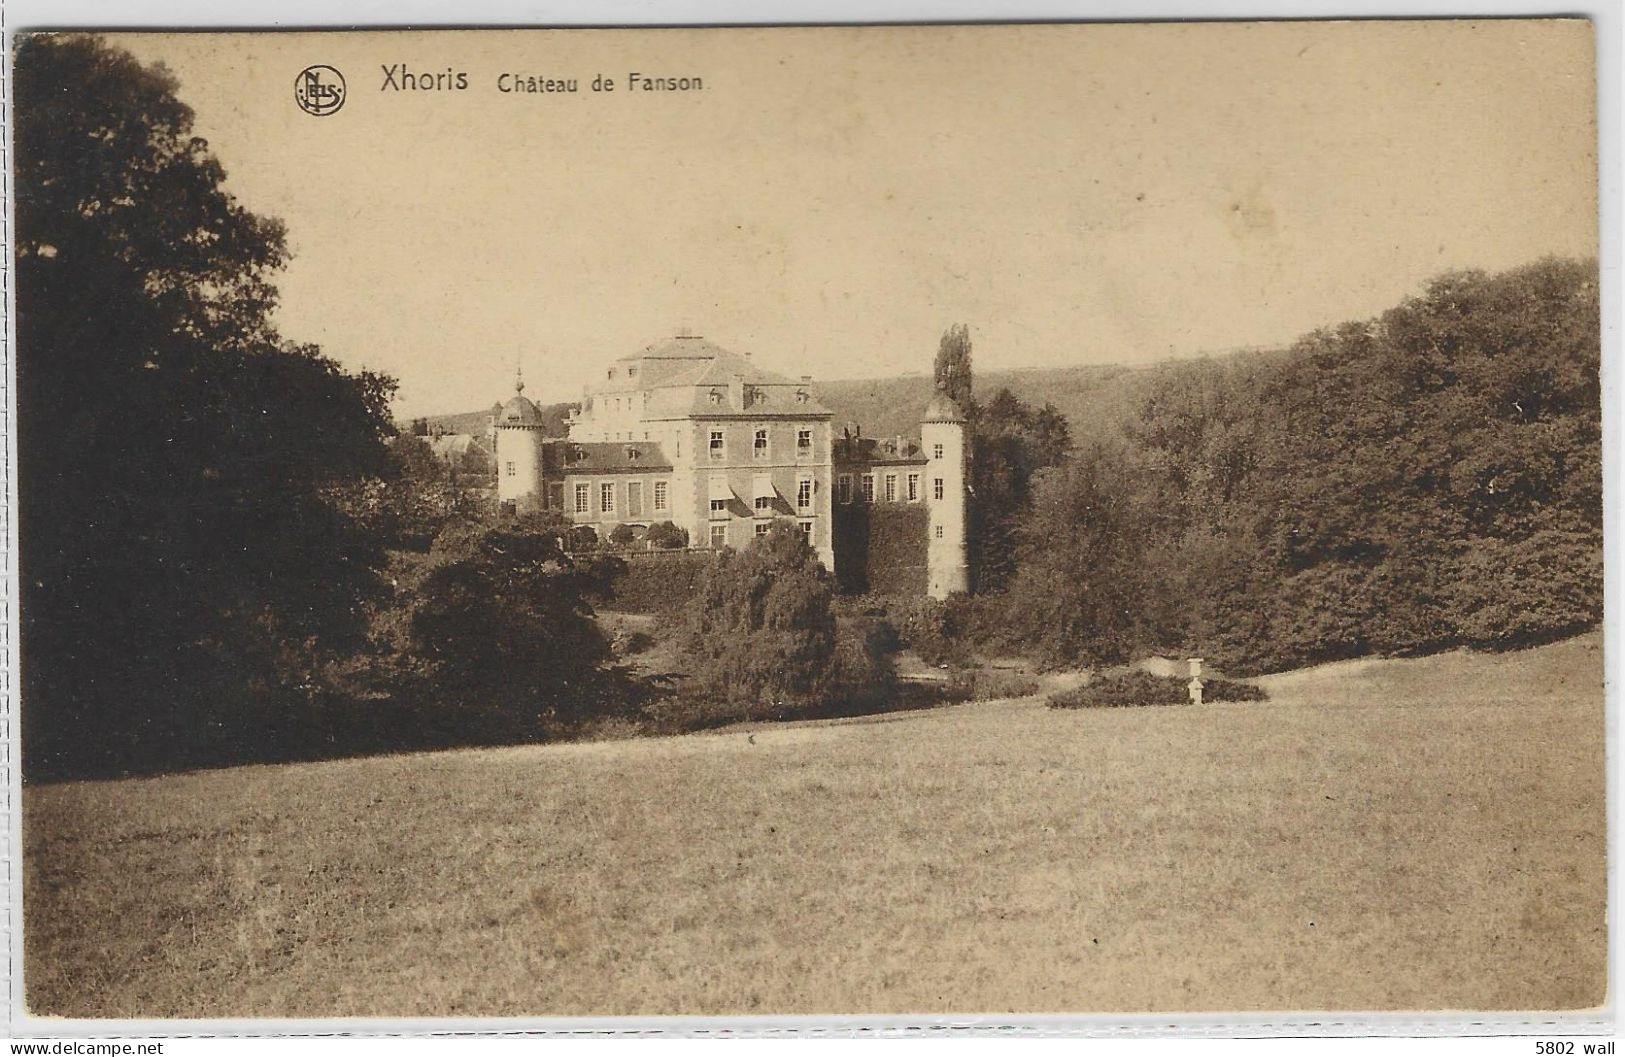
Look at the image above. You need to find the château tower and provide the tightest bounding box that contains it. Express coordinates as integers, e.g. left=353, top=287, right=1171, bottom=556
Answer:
left=493, top=368, right=548, bottom=513
left=921, top=388, right=969, bottom=599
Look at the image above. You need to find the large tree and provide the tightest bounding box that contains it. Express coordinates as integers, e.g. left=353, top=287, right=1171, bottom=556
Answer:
left=968, top=387, right=1074, bottom=591
left=16, top=35, right=398, bottom=777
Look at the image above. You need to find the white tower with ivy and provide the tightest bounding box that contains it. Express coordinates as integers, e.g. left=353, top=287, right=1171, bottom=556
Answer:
left=922, top=389, right=969, bottom=598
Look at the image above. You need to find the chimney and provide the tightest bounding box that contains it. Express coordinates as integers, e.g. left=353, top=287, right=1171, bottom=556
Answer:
left=730, top=372, right=745, bottom=409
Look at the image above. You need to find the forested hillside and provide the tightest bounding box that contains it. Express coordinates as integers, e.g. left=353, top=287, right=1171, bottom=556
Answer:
left=819, top=364, right=1145, bottom=448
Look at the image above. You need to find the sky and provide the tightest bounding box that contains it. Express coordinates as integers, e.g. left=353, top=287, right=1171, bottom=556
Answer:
left=112, top=21, right=1598, bottom=419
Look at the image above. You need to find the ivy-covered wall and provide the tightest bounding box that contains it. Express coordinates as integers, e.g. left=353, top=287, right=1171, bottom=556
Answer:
left=833, top=503, right=930, bottom=596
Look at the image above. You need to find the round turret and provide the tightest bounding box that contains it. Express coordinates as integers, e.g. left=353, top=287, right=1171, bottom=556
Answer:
left=495, top=368, right=547, bottom=512
left=921, top=388, right=969, bottom=598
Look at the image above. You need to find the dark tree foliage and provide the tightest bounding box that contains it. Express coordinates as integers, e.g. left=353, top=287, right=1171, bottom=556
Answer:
left=680, top=520, right=846, bottom=718
left=1004, top=441, right=1177, bottom=666
left=393, top=519, right=634, bottom=742
left=1007, top=258, right=1600, bottom=674
left=606, top=552, right=711, bottom=613
left=934, top=323, right=974, bottom=410
left=335, top=433, right=483, bottom=552
left=968, top=388, right=1074, bottom=592
left=16, top=35, right=398, bottom=778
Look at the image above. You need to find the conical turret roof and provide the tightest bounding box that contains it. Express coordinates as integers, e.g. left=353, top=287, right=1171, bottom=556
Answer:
left=923, top=389, right=966, bottom=423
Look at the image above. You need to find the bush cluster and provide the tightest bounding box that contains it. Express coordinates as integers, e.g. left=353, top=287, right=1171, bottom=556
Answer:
left=942, top=668, right=1041, bottom=702
left=838, top=593, right=1008, bottom=668
left=609, top=551, right=715, bottom=613
left=672, top=522, right=899, bottom=727
left=1047, top=670, right=1267, bottom=710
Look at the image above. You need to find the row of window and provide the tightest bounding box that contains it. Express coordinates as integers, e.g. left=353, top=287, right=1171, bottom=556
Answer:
left=703, top=387, right=813, bottom=408
left=709, top=427, right=816, bottom=461
left=835, top=472, right=944, bottom=504
left=708, top=475, right=818, bottom=517
left=566, top=479, right=670, bottom=517
left=708, top=520, right=815, bottom=548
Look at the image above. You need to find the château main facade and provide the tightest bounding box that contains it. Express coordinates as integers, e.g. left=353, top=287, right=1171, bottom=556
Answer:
left=492, top=334, right=969, bottom=598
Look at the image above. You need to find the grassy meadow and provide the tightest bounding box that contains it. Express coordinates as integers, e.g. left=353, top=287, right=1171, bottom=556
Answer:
left=24, top=633, right=1605, bottom=1018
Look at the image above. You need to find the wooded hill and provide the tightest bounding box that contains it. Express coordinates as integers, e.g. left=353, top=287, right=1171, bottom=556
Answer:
left=423, top=358, right=1243, bottom=446
left=995, top=257, right=1601, bottom=674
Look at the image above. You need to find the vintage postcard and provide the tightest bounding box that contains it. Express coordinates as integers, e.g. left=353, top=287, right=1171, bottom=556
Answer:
left=9, top=19, right=1605, bottom=1033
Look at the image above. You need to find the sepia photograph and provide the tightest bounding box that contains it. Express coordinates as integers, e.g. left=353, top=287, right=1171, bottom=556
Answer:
left=9, top=17, right=1607, bottom=1031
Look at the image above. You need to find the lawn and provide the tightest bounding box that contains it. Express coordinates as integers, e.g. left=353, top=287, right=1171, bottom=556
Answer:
left=24, top=633, right=1606, bottom=1018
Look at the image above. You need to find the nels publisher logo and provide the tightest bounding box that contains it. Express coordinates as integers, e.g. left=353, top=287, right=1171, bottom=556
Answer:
left=294, top=65, right=346, bottom=116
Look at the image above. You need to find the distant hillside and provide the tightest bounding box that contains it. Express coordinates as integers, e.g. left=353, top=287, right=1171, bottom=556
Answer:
left=416, top=352, right=1288, bottom=444
left=820, top=364, right=1149, bottom=445
left=419, top=363, right=1185, bottom=443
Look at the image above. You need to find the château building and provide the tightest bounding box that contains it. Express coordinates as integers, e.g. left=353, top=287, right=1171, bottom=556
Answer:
left=492, top=333, right=968, bottom=598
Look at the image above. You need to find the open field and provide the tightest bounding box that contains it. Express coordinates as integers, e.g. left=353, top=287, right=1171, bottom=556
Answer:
left=24, top=633, right=1605, bottom=1018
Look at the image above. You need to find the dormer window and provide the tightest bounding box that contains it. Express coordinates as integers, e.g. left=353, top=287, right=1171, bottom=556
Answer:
left=795, top=389, right=809, bottom=404
left=627, top=366, right=638, bottom=378
left=626, top=446, right=641, bottom=461
left=607, top=368, right=616, bottom=379
left=709, top=388, right=723, bottom=405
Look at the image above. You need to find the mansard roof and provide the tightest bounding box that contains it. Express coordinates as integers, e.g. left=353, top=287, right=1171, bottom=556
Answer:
left=597, top=335, right=832, bottom=419
left=545, top=440, right=673, bottom=474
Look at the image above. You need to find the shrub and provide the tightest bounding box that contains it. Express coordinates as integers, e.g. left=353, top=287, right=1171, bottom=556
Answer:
left=565, top=525, right=601, bottom=552
left=609, top=522, right=640, bottom=547
left=679, top=521, right=896, bottom=720
left=644, top=520, right=689, bottom=550
left=1047, top=670, right=1267, bottom=709
left=943, top=668, right=1041, bottom=701
left=1205, top=676, right=1269, bottom=703
left=680, top=520, right=837, bottom=717
left=826, top=614, right=902, bottom=716
left=839, top=593, right=1015, bottom=668
left=649, top=612, right=897, bottom=732
left=844, top=595, right=965, bottom=667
